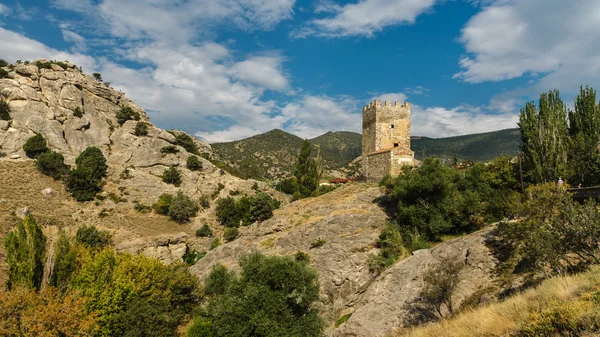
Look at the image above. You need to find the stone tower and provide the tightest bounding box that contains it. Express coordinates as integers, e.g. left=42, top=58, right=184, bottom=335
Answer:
left=362, top=100, right=415, bottom=182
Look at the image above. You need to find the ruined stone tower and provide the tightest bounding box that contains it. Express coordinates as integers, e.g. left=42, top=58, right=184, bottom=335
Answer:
left=362, top=100, right=415, bottom=182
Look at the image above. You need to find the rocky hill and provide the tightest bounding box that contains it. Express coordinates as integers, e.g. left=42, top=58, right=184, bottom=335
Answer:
left=211, top=128, right=521, bottom=181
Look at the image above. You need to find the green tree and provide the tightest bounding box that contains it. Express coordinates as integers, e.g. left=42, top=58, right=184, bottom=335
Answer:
left=215, top=197, right=240, bottom=228
left=187, top=155, right=203, bottom=171
left=294, top=140, right=318, bottom=198
left=50, top=231, right=76, bottom=291
left=196, top=252, right=323, bottom=337
left=5, top=215, right=46, bottom=290
left=567, top=86, right=600, bottom=185
left=0, top=99, right=10, bottom=120
left=75, top=147, right=107, bottom=181
left=36, top=151, right=69, bottom=179
left=23, top=134, right=49, bottom=158
left=134, top=121, right=148, bottom=136
left=66, top=147, right=107, bottom=201
left=75, top=225, right=111, bottom=250
left=167, top=191, right=199, bottom=222
left=519, top=89, right=569, bottom=183
left=115, top=106, right=140, bottom=125
left=420, top=255, right=465, bottom=318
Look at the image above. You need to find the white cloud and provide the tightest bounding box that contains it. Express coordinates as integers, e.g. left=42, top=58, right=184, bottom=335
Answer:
left=61, top=29, right=87, bottom=52
left=455, top=0, right=600, bottom=88
left=293, top=0, right=436, bottom=38
left=231, top=56, right=288, bottom=91
left=0, top=4, right=10, bottom=16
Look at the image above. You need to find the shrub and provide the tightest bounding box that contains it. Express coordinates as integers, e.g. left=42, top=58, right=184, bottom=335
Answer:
left=66, top=147, right=107, bottom=201
left=73, top=107, right=83, bottom=118
left=75, top=225, right=111, bottom=250
left=215, top=193, right=280, bottom=228
left=92, top=72, right=102, bottom=81
left=368, top=254, right=387, bottom=274
left=154, top=193, right=173, bottom=215
left=210, top=238, right=221, bottom=250
left=223, top=227, right=239, bottom=242
left=420, top=255, right=465, bottom=318
left=276, top=177, right=299, bottom=195
left=168, top=191, right=199, bottom=222
left=196, top=224, right=213, bottom=237
left=120, top=167, right=132, bottom=180
left=115, top=106, right=140, bottom=125
left=199, top=195, right=211, bottom=209
left=0, top=68, right=8, bottom=78
left=5, top=215, right=46, bottom=290
left=162, top=166, right=181, bottom=186
left=198, top=252, right=323, bottom=336
left=187, top=155, right=203, bottom=171
left=0, top=59, right=8, bottom=67
left=250, top=192, right=281, bottom=223
left=310, top=237, right=326, bottom=249
left=23, top=134, right=49, bottom=158
left=161, top=145, right=179, bottom=154
left=36, top=151, right=68, bottom=179
left=172, top=132, right=199, bottom=154
left=295, top=251, right=311, bottom=263
left=183, top=247, right=206, bottom=266
left=134, top=121, right=148, bottom=136
left=133, top=202, right=152, bottom=213
left=215, top=197, right=239, bottom=227
left=34, top=61, right=52, bottom=69
left=0, top=99, right=10, bottom=120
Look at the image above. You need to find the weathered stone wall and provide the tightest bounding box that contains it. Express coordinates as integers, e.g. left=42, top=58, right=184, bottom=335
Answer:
left=390, top=148, right=415, bottom=176
left=364, top=150, right=392, bottom=182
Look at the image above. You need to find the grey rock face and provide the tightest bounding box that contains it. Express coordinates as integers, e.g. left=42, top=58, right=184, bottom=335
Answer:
left=15, top=207, right=31, bottom=219
left=41, top=188, right=55, bottom=198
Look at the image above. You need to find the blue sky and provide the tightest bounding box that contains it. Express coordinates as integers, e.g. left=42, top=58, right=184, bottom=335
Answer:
left=0, top=0, right=599, bottom=142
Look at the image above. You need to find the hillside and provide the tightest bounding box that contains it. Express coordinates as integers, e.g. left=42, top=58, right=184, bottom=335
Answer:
left=211, top=128, right=521, bottom=181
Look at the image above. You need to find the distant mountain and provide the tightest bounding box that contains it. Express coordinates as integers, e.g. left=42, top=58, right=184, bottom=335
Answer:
left=211, top=128, right=521, bottom=181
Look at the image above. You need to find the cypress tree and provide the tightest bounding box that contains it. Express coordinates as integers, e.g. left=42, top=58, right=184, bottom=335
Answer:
left=294, top=140, right=318, bottom=198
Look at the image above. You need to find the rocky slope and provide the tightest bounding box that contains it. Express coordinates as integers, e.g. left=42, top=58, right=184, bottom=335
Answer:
left=0, top=60, right=286, bottom=273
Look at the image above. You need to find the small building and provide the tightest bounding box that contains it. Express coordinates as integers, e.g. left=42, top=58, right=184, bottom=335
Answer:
left=361, top=100, right=415, bottom=182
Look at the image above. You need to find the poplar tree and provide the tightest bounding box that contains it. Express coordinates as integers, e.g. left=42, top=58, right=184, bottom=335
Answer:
left=568, top=86, right=600, bottom=185
left=519, top=89, right=569, bottom=183
left=5, top=215, right=47, bottom=290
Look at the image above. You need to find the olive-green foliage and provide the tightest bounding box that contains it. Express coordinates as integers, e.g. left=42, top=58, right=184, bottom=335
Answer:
left=168, top=191, right=199, bottom=222
left=115, top=106, right=140, bottom=125
left=203, top=264, right=235, bottom=297
left=134, top=121, right=148, bottom=136
left=276, top=177, right=299, bottom=195
left=0, top=68, right=8, bottom=79
left=492, top=183, right=600, bottom=278
left=294, top=140, right=318, bottom=199
left=70, top=249, right=200, bottom=337
left=162, top=166, right=181, bottom=186
left=196, top=224, right=213, bottom=237
left=519, top=90, right=569, bottom=184
left=215, top=193, right=280, bottom=227
left=295, top=251, right=310, bottom=263
left=0, top=99, right=10, bottom=120
left=568, top=86, right=600, bottom=186
left=199, top=195, right=211, bottom=209
left=36, top=151, right=69, bottom=179
left=223, top=227, right=239, bottom=242
left=420, top=255, right=465, bottom=317
left=92, top=72, right=102, bottom=81
left=380, top=156, right=520, bottom=243
left=75, top=225, right=111, bottom=250
left=192, top=252, right=323, bottom=337
left=161, top=145, right=179, bottom=154
left=310, top=237, right=326, bottom=249
left=50, top=231, right=76, bottom=291
left=172, top=132, right=199, bottom=154
left=23, top=134, right=49, bottom=158
left=66, top=147, right=107, bottom=201
left=372, top=223, right=405, bottom=270
left=187, top=155, right=203, bottom=171
left=5, top=215, right=46, bottom=290
left=188, top=317, right=214, bottom=337
left=0, top=59, right=7, bottom=67
left=183, top=247, right=206, bottom=266
left=210, top=238, right=221, bottom=250
left=154, top=192, right=199, bottom=222
left=73, top=106, right=84, bottom=118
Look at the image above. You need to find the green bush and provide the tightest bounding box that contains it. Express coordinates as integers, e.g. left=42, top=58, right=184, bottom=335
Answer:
left=223, top=227, right=239, bottom=242
left=0, top=59, right=8, bottom=67
left=368, top=254, right=387, bottom=274
left=215, top=197, right=239, bottom=228
left=5, top=215, right=46, bottom=290
left=199, top=195, right=211, bottom=209
left=73, top=107, right=83, bottom=118
left=295, top=251, right=311, bottom=263
left=215, top=193, right=280, bottom=228
left=134, top=121, right=148, bottom=136
left=161, top=145, right=179, bottom=154
left=92, top=72, right=102, bottom=81
left=0, top=68, right=8, bottom=79
left=187, top=155, right=203, bottom=171
left=310, top=237, right=326, bottom=249
left=210, top=238, right=221, bottom=250
left=154, top=193, right=173, bottom=215
left=172, top=132, right=199, bottom=154
left=115, top=106, right=140, bottom=125
left=196, top=224, right=213, bottom=237
left=66, top=147, right=107, bottom=201
left=276, top=177, right=299, bottom=195
left=197, top=252, right=323, bottom=336
left=162, top=166, right=181, bottom=186
left=183, top=247, right=206, bottom=266
left=0, top=99, right=10, bottom=120
left=133, top=202, right=152, bottom=213
left=23, top=134, right=49, bottom=158
left=75, top=225, right=111, bottom=250
left=36, top=151, right=68, bottom=179
left=420, top=255, right=465, bottom=317
left=168, top=191, right=199, bottom=222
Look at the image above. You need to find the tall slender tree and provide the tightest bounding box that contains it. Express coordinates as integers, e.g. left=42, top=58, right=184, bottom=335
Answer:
left=294, top=140, right=318, bottom=198
left=5, top=215, right=47, bottom=290
left=519, top=89, right=569, bottom=183
left=568, top=86, right=600, bottom=185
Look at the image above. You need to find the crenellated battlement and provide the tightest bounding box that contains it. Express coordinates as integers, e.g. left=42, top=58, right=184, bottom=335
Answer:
left=362, top=100, right=410, bottom=113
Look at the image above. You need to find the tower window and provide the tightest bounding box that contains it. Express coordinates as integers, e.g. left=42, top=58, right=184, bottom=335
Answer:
left=394, top=143, right=399, bottom=147
left=390, top=124, right=395, bottom=128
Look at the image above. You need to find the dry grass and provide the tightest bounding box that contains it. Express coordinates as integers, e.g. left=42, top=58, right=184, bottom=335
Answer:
left=395, top=266, right=600, bottom=337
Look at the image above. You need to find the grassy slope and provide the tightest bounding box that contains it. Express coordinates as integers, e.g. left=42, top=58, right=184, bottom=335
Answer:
left=395, top=266, right=600, bottom=337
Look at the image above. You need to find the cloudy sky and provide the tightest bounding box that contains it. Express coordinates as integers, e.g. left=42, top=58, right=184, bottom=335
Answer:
left=0, top=0, right=599, bottom=142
